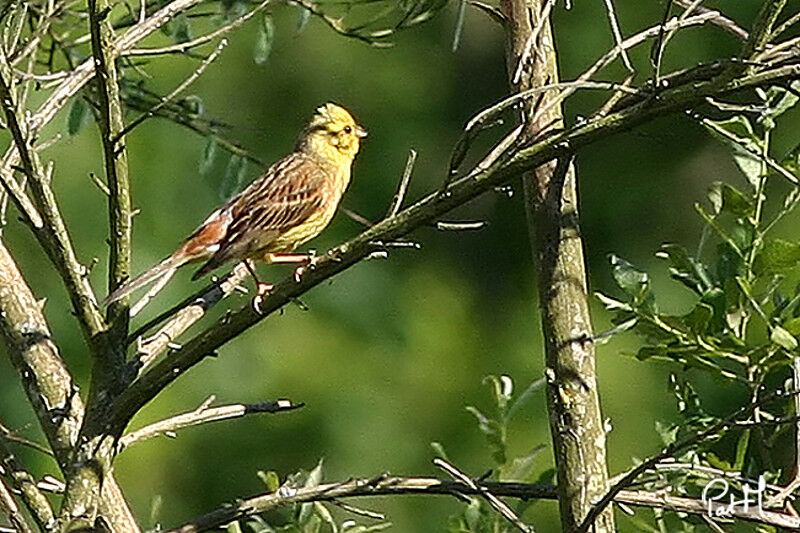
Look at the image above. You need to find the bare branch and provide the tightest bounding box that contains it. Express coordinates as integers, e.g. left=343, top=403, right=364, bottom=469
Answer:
left=386, top=149, right=417, bottom=218
left=434, top=458, right=533, bottom=533
left=0, top=62, right=106, bottom=346
left=0, top=438, right=55, bottom=531
left=741, top=0, right=787, bottom=59
left=127, top=0, right=271, bottom=56
left=0, top=475, right=35, bottom=533
left=131, top=262, right=251, bottom=374
left=163, top=474, right=800, bottom=533
left=88, top=0, right=133, bottom=319
left=672, top=0, right=748, bottom=40
left=0, top=241, right=138, bottom=532
left=119, top=39, right=228, bottom=137
left=119, top=396, right=303, bottom=450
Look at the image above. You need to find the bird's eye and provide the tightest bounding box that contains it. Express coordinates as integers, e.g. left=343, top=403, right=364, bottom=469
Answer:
left=343, top=125, right=352, bottom=134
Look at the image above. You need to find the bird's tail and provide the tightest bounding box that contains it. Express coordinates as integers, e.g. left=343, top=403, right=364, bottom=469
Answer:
left=104, top=254, right=183, bottom=310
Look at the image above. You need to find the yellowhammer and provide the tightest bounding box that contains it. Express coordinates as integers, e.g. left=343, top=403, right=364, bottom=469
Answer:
left=105, top=102, right=366, bottom=313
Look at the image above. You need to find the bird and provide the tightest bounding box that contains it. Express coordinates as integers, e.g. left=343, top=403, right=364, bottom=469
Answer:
left=105, top=102, right=367, bottom=315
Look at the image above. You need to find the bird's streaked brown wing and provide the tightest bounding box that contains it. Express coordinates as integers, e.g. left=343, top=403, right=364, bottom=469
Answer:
left=191, top=152, right=329, bottom=279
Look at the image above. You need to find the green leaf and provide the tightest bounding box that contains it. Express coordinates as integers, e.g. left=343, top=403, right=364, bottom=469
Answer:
left=656, top=244, right=712, bottom=295
left=703, top=116, right=764, bottom=187
left=733, top=429, right=750, bottom=471
left=758, top=81, right=800, bottom=130
left=705, top=451, right=732, bottom=471
left=655, top=420, right=677, bottom=446
left=683, top=302, right=713, bottom=335
left=533, top=467, right=555, bottom=485
left=298, top=460, right=325, bottom=526
left=295, top=5, right=311, bottom=34
left=707, top=181, right=754, bottom=218
left=784, top=316, right=800, bottom=337
left=254, top=14, right=275, bottom=65
left=257, top=470, right=281, bottom=492
left=220, top=155, right=247, bottom=200
left=171, top=13, right=192, bottom=43
left=754, top=238, right=800, bottom=275
left=609, top=255, right=654, bottom=309
left=67, top=97, right=90, bottom=136
left=465, top=406, right=505, bottom=465
left=771, top=325, right=798, bottom=350
left=313, top=503, right=336, bottom=533
left=781, top=140, right=800, bottom=175
left=199, top=137, right=218, bottom=175
left=227, top=521, right=243, bottom=533
left=498, top=445, right=544, bottom=482
left=483, top=374, right=512, bottom=415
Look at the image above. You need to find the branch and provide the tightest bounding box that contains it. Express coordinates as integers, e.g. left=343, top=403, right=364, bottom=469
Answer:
left=0, top=438, right=55, bottom=531
left=0, top=240, right=138, bottom=532
left=0, top=66, right=106, bottom=345
left=131, top=262, right=251, bottom=374
left=741, top=0, right=787, bottom=59
left=164, top=474, right=800, bottom=533
left=434, top=458, right=533, bottom=533
left=127, top=0, right=271, bottom=56
left=575, top=390, right=795, bottom=533
left=88, top=0, right=133, bottom=342
left=119, top=396, right=303, bottom=450
left=672, top=0, right=748, bottom=40
left=109, top=59, right=800, bottom=436
left=0, top=475, right=35, bottom=533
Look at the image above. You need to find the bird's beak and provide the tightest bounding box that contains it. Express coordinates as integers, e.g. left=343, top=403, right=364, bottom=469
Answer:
left=356, top=125, right=368, bottom=138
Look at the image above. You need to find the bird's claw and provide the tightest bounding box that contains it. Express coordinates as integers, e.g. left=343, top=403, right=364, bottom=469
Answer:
left=252, top=282, right=274, bottom=313
left=293, top=253, right=323, bottom=283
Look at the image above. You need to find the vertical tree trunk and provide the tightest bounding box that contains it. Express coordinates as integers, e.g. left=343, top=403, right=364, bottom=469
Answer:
left=499, top=2, right=615, bottom=531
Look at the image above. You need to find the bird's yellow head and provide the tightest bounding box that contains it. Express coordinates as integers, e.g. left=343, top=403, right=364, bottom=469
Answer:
left=299, top=103, right=367, bottom=162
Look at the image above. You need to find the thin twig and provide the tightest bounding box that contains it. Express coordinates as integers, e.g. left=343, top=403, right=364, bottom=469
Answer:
left=118, top=39, right=228, bottom=138
left=672, top=0, right=748, bottom=40
left=127, top=0, right=271, bottom=55
left=0, top=65, right=106, bottom=343
left=131, top=262, right=251, bottom=374
left=386, top=149, right=417, bottom=218
left=0, top=438, right=56, bottom=531
left=601, top=0, right=633, bottom=72
left=119, top=396, right=302, bottom=450
left=434, top=458, right=534, bottom=533
left=0, top=475, right=34, bottom=533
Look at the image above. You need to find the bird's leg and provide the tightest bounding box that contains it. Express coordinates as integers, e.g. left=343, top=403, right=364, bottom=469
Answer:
left=244, top=259, right=273, bottom=313
left=265, top=252, right=314, bottom=264
left=265, top=252, right=321, bottom=283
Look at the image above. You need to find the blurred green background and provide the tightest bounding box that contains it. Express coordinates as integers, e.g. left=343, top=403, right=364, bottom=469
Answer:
left=1, top=1, right=799, bottom=530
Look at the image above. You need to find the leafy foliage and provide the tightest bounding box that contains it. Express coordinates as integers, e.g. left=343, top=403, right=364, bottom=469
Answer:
left=599, top=83, right=800, bottom=531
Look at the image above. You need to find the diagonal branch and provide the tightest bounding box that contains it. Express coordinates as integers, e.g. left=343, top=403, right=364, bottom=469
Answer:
left=0, top=438, right=55, bottom=531
left=119, top=396, right=303, bottom=450
left=109, top=59, right=800, bottom=436
left=0, top=475, right=35, bottom=533
left=741, top=0, right=787, bottom=59
left=0, top=64, right=106, bottom=346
